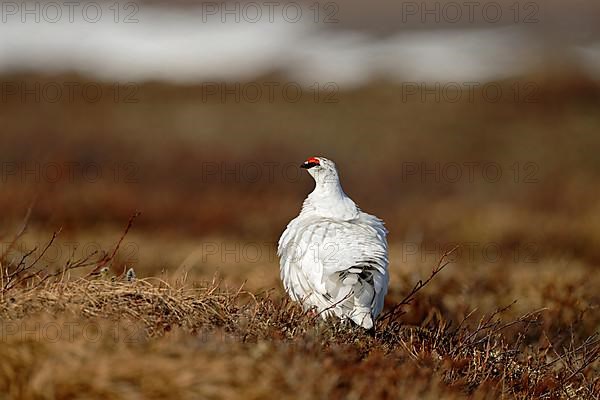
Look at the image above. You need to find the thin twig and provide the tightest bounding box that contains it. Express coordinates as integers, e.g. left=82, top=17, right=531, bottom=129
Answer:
left=0, top=203, right=34, bottom=261
left=86, top=211, right=141, bottom=277
left=379, top=245, right=459, bottom=324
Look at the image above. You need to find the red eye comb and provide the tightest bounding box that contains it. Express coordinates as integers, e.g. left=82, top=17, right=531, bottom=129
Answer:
left=300, top=157, right=320, bottom=169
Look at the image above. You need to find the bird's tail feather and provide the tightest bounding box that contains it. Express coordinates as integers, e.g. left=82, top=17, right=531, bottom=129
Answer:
left=351, top=281, right=375, bottom=328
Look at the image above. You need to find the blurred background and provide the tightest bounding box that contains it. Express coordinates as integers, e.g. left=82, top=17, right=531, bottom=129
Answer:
left=1, top=0, right=600, bottom=319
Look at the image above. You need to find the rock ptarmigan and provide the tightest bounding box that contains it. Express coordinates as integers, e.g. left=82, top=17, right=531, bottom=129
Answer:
left=278, top=157, right=389, bottom=329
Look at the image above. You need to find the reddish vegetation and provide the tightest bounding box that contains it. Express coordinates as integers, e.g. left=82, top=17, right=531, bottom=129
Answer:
left=1, top=76, right=599, bottom=398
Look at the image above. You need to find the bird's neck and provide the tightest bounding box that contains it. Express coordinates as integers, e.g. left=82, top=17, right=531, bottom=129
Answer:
left=302, top=179, right=359, bottom=220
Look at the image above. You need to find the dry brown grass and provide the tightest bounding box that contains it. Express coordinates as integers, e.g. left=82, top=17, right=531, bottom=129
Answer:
left=0, top=226, right=598, bottom=400
left=1, top=75, right=600, bottom=399
left=1, top=278, right=598, bottom=399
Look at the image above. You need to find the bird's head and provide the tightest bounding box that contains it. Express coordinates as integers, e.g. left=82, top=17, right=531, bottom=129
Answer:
left=300, top=156, right=339, bottom=185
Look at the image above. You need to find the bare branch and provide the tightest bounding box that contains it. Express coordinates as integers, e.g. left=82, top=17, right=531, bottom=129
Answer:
left=0, top=202, right=34, bottom=262
left=86, top=211, right=141, bottom=277
left=378, top=245, right=458, bottom=325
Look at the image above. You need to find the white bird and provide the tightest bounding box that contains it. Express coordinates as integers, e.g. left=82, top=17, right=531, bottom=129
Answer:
left=278, top=157, right=389, bottom=329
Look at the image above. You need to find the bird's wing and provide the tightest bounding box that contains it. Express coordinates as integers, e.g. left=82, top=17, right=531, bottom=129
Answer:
left=280, top=215, right=388, bottom=313
left=278, top=216, right=317, bottom=303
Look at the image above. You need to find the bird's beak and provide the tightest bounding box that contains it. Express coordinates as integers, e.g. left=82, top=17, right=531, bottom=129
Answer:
left=301, top=161, right=319, bottom=169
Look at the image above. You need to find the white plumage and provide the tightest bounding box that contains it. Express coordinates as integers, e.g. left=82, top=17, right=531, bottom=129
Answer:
left=278, top=157, right=389, bottom=329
